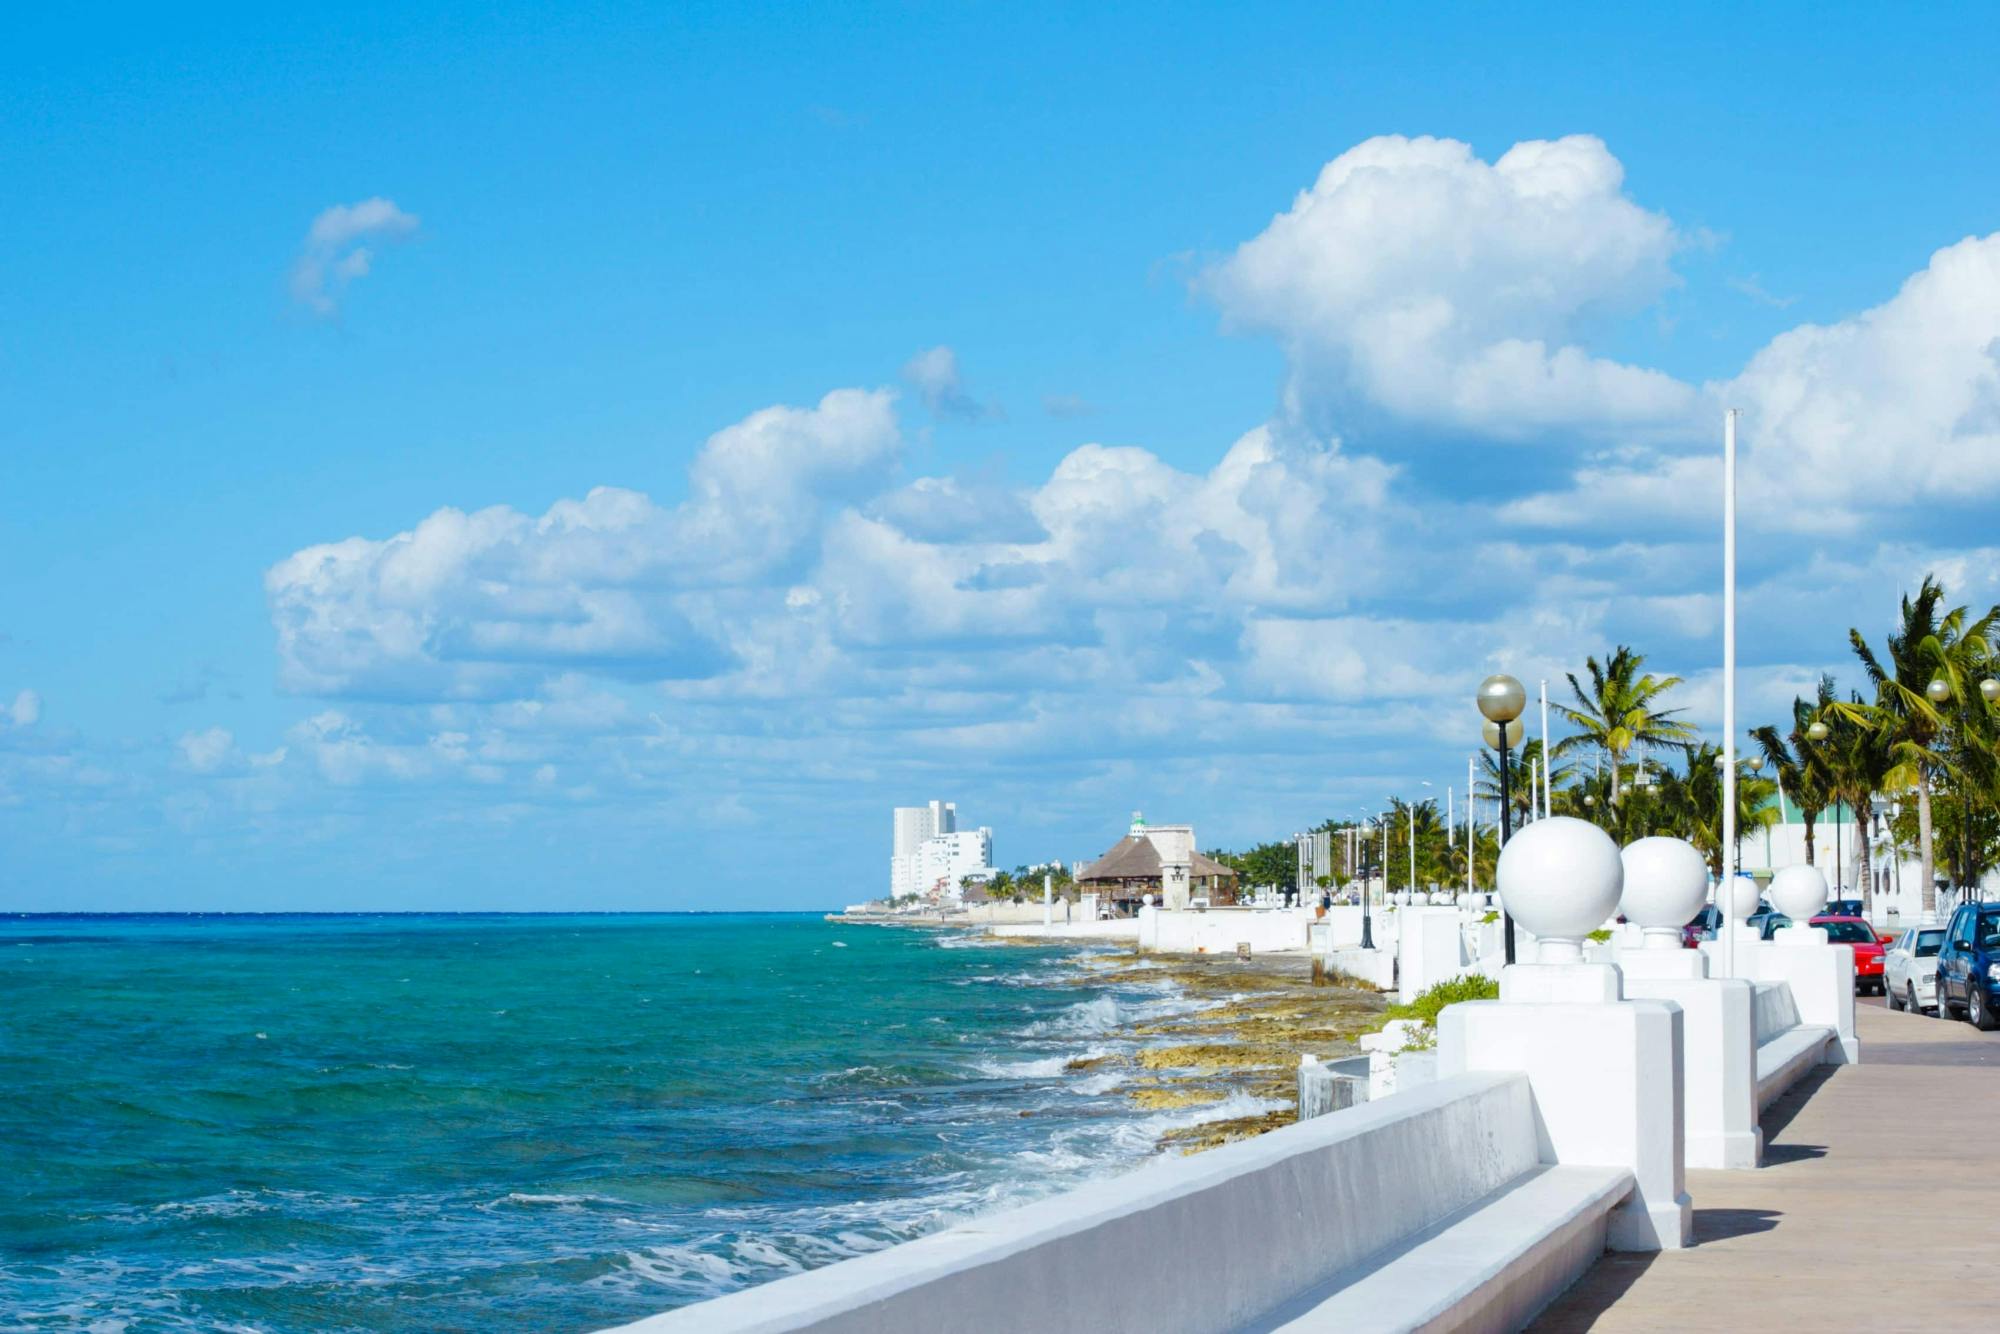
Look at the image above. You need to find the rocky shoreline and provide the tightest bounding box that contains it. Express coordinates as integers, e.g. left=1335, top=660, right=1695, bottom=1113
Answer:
left=1059, top=949, right=1387, bottom=1153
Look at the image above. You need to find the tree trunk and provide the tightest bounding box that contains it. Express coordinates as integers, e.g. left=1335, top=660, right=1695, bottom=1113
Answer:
left=1803, top=810, right=1816, bottom=865
left=1918, top=772, right=1938, bottom=913
left=1609, top=748, right=1622, bottom=804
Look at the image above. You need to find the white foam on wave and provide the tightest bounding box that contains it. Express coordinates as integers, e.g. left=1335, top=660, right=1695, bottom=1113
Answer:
left=1018, top=990, right=1218, bottom=1038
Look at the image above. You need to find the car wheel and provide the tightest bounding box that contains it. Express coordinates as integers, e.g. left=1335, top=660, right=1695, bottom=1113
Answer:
left=1888, top=983, right=1904, bottom=1011
left=1909, top=983, right=1921, bottom=1015
left=1973, top=987, right=2000, bottom=1032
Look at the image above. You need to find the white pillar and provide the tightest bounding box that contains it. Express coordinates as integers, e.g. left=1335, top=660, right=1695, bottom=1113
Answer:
left=1722, top=408, right=1739, bottom=980
left=1042, top=869, right=1053, bottom=928
left=1466, top=755, right=1476, bottom=897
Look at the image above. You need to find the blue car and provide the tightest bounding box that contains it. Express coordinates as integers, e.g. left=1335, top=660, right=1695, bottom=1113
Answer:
left=1936, top=901, right=2000, bottom=1031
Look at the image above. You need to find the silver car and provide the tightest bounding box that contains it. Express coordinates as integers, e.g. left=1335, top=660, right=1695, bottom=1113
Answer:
left=1885, top=925, right=1946, bottom=1014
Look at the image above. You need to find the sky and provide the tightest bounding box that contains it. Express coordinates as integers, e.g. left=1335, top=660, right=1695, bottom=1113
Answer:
left=4, top=2, right=2000, bottom=910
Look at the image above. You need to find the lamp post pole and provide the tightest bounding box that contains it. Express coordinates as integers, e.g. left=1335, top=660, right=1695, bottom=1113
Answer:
left=1498, top=729, right=1515, bottom=962
left=1359, top=824, right=1375, bottom=951
left=1478, top=674, right=1528, bottom=966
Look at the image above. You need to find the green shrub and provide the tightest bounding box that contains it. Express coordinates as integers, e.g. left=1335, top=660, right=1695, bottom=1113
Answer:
left=1480, top=911, right=1499, bottom=925
left=1380, top=974, right=1500, bottom=1029
left=1587, top=928, right=1612, bottom=942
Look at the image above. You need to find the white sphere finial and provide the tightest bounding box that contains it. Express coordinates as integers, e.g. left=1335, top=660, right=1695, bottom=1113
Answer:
left=1768, top=864, right=1829, bottom=923
left=1718, top=872, right=1761, bottom=922
left=1496, top=816, right=1624, bottom=963
left=1620, top=837, right=1710, bottom=949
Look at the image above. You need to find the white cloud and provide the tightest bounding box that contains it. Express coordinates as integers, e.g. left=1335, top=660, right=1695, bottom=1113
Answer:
left=902, top=345, right=994, bottom=419
left=290, top=197, right=420, bottom=314
left=1505, top=232, right=2000, bottom=533
left=5, top=689, right=38, bottom=727
left=178, top=726, right=234, bottom=773
left=1204, top=135, right=1695, bottom=438
left=265, top=388, right=898, bottom=697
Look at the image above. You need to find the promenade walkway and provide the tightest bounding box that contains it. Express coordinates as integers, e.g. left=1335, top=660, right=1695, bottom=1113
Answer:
left=1535, top=999, right=2000, bottom=1331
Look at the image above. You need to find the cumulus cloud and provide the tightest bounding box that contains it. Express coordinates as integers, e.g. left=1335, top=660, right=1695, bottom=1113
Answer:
left=1204, top=134, right=1695, bottom=438
left=290, top=197, right=420, bottom=314
left=902, top=345, right=996, bottom=419
left=265, top=389, right=898, bottom=697
left=1505, top=232, right=2000, bottom=533
left=230, top=135, right=2000, bottom=879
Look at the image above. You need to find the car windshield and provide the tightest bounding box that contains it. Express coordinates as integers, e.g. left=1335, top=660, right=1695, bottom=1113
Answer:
left=1818, top=920, right=1875, bottom=944
left=1915, top=930, right=1945, bottom=958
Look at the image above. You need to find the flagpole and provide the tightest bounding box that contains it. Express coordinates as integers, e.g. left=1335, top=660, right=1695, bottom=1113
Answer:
left=1722, top=408, right=1739, bottom=979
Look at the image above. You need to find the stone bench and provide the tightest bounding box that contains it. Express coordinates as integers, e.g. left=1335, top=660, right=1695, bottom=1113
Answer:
left=607, top=1072, right=1631, bottom=1334
left=1752, top=981, right=1835, bottom=1112
left=1245, top=1164, right=1632, bottom=1332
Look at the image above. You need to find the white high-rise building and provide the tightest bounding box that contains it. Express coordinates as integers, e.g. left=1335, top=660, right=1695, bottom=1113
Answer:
left=889, top=800, right=987, bottom=901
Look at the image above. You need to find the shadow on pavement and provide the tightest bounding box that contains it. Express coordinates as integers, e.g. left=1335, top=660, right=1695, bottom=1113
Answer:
left=1693, top=1207, right=1782, bottom=1242
left=1527, top=1250, right=1657, bottom=1331
left=1757, top=1065, right=1835, bottom=1141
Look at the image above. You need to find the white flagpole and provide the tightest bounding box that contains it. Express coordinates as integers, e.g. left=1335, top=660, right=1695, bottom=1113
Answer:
left=1722, top=409, right=1739, bottom=979
left=1539, top=679, right=1552, bottom=817
left=1467, top=754, right=1476, bottom=897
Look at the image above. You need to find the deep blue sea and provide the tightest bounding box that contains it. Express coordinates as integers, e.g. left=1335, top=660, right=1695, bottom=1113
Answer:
left=0, top=913, right=1248, bottom=1332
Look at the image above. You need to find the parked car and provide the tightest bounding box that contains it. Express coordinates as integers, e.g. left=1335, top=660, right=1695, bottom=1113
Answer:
left=1682, top=904, right=1722, bottom=948
left=1744, top=899, right=1781, bottom=936
left=1885, top=925, right=1947, bottom=1014
left=1758, top=914, right=1887, bottom=992
left=1936, top=902, right=2000, bottom=1030
left=1825, top=898, right=1866, bottom=919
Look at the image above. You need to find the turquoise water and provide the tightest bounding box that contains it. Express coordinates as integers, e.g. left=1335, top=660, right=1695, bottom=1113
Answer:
left=0, top=914, right=1245, bottom=1331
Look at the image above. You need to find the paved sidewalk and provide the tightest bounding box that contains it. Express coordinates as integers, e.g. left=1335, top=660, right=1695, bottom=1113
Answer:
left=1534, top=999, right=2000, bottom=1331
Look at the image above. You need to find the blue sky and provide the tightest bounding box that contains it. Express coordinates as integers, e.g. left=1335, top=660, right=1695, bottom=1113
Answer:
left=5, top=3, right=1999, bottom=909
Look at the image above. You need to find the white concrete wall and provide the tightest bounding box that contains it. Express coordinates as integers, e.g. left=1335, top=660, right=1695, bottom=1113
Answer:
left=1620, top=969, right=1761, bottom=1170
left=1396, top=906, right=1469, bottom=1003
left=1139, top=906, right=1317, bottom=955
left=612, top=1073, right=1542, bottom=1334
left=988, top=920, right=1140, bottom=942
left=1439, top=995, right=1692, bottom=1251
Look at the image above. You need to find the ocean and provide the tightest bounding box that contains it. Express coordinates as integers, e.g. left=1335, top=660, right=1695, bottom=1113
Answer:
left=0, top=913, right=1255, bottom=1331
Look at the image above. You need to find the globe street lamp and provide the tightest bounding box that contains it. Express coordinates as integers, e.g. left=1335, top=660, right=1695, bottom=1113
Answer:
left=1927, top=677, right=1951, bottom=704
left=1478, top=673, right=1528, bottom=963
left=1981, top=677, right=2000, bottom=704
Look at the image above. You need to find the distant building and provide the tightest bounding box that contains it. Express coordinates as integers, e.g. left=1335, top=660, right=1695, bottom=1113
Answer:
left=890, top=799, right=992, bottom=901
left=1077, top=812, right=1239, bottom=914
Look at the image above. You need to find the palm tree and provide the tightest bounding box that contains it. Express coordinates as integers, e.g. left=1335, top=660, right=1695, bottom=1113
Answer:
left=1849, top=576, right=2000, bottom=911
left=1751, top=675, right=1837, bottom=866
left=1812, top=693, right=1894, bottom=910
left=1554, top=646, right=1698, bottom=802
left=1652, top=743, right=1779, bottom=876
left=1383, top=798, right=1449, bottom=893
left=1474, top=737, right=1564, bottom=826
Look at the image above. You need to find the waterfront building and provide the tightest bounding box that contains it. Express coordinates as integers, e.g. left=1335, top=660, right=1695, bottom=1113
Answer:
left=1076, top=812, right=1238, bottom=914
left=889, top=800, right=993, bottom=901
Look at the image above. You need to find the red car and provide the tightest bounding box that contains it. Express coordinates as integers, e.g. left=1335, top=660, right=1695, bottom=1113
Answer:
left=1805, top=915, right=1888, bottom=994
